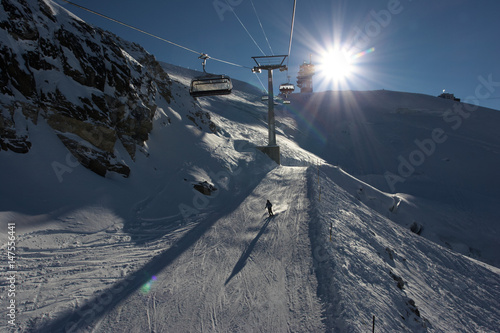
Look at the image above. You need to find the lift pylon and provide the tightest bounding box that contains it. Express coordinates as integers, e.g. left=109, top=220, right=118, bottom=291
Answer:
left=251, top=55, right=288, bottom=164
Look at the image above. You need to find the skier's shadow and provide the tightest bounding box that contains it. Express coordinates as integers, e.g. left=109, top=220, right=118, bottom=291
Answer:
left=225, top=216, right=273, bottom=285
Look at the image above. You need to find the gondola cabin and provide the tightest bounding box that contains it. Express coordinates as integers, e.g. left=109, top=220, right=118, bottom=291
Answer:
left=190, top=75, right=233, bottom=97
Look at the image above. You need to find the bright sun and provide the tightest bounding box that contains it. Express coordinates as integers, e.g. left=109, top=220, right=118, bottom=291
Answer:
left=320, top=49, right=353, bottom=81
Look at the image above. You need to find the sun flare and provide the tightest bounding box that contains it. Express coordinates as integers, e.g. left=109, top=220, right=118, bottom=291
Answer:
left=319, top=49, right=353, bottom=81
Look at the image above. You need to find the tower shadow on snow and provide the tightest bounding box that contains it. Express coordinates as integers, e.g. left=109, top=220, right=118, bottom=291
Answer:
left=36, top=214, right=222, bottom=333
left=36, top=150, right=279, bottom=332
left=225, top=216, right=272, bottom=285
left=36, top=183, right=272, bottom=332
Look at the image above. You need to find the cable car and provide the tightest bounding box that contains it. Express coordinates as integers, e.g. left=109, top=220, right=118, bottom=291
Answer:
left=190, top=54, right=233, bottom=98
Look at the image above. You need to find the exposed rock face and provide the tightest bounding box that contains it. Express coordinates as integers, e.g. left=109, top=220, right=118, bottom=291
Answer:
left=193, top=181, right=217, bottom=196
left=0, top=0, right=216, bottom=177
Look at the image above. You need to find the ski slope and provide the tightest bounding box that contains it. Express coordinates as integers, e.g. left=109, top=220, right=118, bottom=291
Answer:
left=93, top=166, right=324, bottom=333
left=1, top=55, right=500, bottom=332
left=4, top=158, right=499, bottom=332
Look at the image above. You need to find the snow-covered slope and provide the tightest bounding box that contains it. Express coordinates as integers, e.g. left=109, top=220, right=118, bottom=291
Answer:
left=309, top=165, right=500, bottom=332
left=1, top=1, right=499, bottom=332
left=286, top=90, right=500, bottom=268
left=2, top=73, right=499, bottom=332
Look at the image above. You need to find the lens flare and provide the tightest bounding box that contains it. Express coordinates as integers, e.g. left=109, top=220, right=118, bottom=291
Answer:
left=352, top=47, right=375, bottom=60
left=141, top=275, right=157, bottom=294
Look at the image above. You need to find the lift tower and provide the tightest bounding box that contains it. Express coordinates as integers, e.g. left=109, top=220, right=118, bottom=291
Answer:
left=251, top=55, right=288, bottom=164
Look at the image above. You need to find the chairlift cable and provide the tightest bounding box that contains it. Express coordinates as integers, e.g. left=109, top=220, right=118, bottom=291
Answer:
left=287, top=0, right=297, bottom=69
left=59, top=0, right=199, bottom=55
left=210, top=56, right=251, bottom=69
left=224, top=0, right=266, bottom=56
left=249, top=0, right=274, bottom=55
left=60, top=0, right=250, bottom=69
left=281, top=0, right=297, bottom=91
left=254, top=73, right=268, bottom=93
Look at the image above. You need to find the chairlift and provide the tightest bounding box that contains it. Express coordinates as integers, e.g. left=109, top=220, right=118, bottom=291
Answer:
left=279, top=82, right=294, bottom=104
left=190, top=54, right=233, bottom=97
left=279, top=83, right=295, bottom=95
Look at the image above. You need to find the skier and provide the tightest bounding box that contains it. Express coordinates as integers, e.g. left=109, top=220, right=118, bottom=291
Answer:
left=265, top=200, right=274, bottom=217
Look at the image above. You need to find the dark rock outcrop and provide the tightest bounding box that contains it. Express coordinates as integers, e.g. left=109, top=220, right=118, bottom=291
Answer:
left=0, top=0, right=178, bottom=177
left=193, top=181, right=217, bottom=196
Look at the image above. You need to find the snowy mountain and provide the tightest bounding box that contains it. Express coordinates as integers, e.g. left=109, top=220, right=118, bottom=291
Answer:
left=1, top=0, right=499, bottom=332
left=0, top=0, right=215, bottom=177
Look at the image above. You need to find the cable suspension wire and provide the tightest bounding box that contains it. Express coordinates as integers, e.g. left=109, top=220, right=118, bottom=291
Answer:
left=60, top=0, right=198, bottom=55
left=287, top=0, right=297, bottom=69
left=253, top=72, right=267, bottom=93
left=249, top=0, right=273, bottom=55
left=59, top=0, right=250, bottom=69
left=224, top=0, right=266, bottom=56
left=209, top=56, right=250, bottom=69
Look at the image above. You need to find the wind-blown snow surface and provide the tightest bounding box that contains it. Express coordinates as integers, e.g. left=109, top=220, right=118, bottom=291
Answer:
left=1, top=61, right=499, bottom=331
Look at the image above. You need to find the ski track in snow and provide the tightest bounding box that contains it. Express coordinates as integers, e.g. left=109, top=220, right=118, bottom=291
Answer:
left=2, top=167, right=328, bottom=332
left=92, top=166, right=325, bottom=333
left=5, top=163, right=499, bottom=332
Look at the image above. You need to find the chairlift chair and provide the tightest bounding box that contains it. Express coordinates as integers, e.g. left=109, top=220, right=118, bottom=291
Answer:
left=279, top=83, right=295, bottom=95
left=190, top=54, right=233, bottom=97
left=279, top=82, right=294, bottom=104
left=190, top=75, right=232, bottom=97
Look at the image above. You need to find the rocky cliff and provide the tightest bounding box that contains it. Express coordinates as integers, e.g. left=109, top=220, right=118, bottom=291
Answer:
left=0, top=0, right=215, bottom=177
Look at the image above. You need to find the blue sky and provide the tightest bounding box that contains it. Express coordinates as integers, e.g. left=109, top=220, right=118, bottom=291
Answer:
left=59, top=0, right=500, bottom=110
